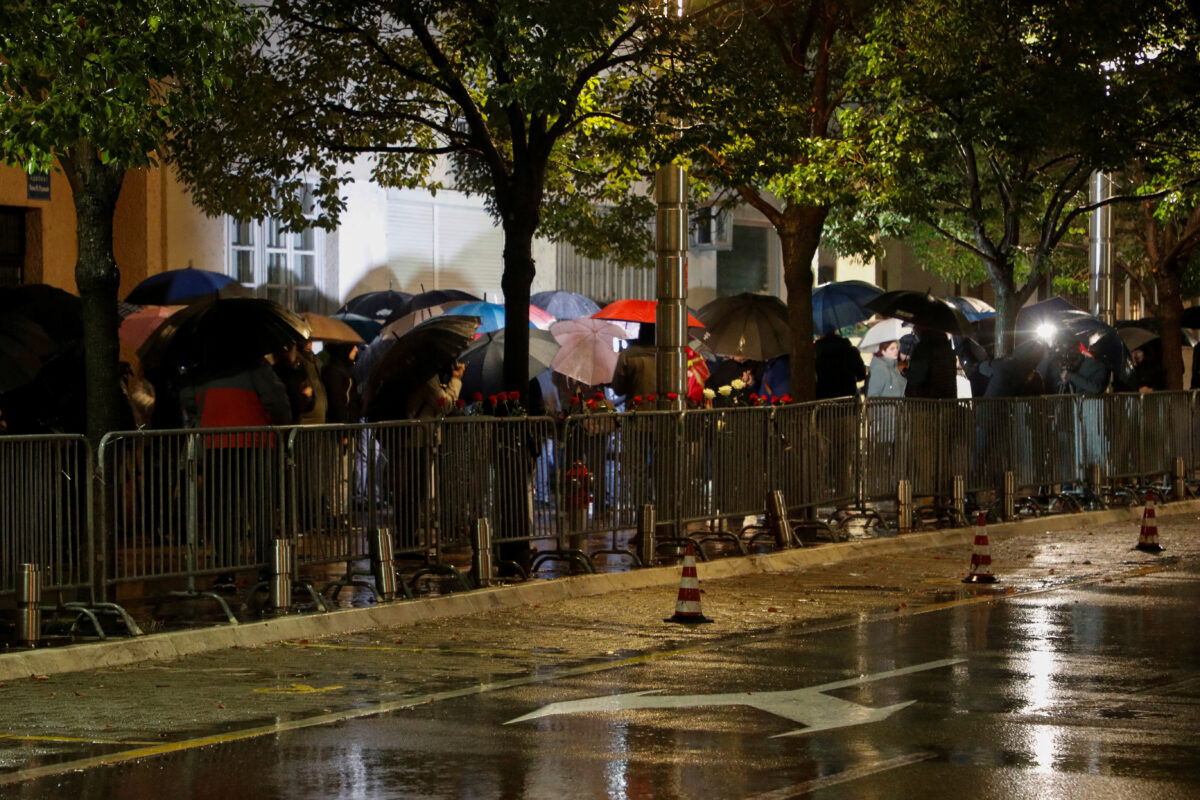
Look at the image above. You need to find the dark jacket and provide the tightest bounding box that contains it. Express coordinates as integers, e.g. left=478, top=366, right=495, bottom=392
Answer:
left=814, top=334, right=865, bottom=399
left=904, top=331, right=958, bottom=399
left=611, top=344, right=657, bottom=399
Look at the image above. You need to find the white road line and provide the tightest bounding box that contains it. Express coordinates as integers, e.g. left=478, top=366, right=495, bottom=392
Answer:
left=740, top=752, right=938, bottom=799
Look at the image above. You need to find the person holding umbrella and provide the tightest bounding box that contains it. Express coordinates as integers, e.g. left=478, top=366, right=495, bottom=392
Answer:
left=904, top=326, right=958, bottom=399
left=407, top=360, right=465, bottom=420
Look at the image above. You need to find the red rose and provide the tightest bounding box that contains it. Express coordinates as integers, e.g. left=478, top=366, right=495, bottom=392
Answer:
left=437, top=396, right=446, bottom=406
left=456, top=398, right=465, bottom=408
left=586, top=399, right=597, bottom=410
left=593, top=392, right=604, bottom=400
left=750, top=393, right=759, bottom=402
left=633, top=395, right=643, bottom=405
left=781, top=394, right=792, bottom=404
left=488, top=394, right=498, bottom=405
left=646, top=394, right=656, bottom=402
left=472, top=391, right=484, bottom=402
left=507, top=390, right=521, bottom=402
left=571, top=396, right=580, bottom=405
left=666, top=392, right=678, bottom=401
left=770, top=395, right=779, bottom=404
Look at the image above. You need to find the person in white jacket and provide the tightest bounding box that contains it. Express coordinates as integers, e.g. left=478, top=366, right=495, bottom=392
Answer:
left=867, top=341, right=907, bottom=398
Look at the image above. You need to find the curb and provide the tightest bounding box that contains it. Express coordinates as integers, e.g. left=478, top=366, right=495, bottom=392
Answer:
left=3, top=498, right=1196, bottom=681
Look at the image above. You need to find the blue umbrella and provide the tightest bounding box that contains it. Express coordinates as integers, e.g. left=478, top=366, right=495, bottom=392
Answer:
left=443, top=301, right=551, bottom=333
left=946, top=296, right=995, bottom=322
left=530, top=290, right=601, bottom=320
left=125, top=267, right=248, bottom=305
left=811, top=280, right=883, bottom=335
left=330, top=311, right=383, bottom=342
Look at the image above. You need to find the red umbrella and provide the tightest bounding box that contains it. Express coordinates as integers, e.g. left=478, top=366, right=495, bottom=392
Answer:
left=592, top=299, right=704, bottom=327
left=119, top=305, right=183, bottom=349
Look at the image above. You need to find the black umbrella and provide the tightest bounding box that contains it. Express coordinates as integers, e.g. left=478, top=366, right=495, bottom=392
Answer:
left=363, top=315, right=480, bottom=421
left=0, top=316, right=54, bottom=394
left=138, top=297, right=310, bottom=371
left=337, top=289, right=415, bottom=322
left=0, top=283, right=83, bottom=344
left=696, top=293, right=790, bottom=360
left=458, top=328, right=560, bottom=399
left=405, top=289, right=480, bottom=317
left=865, top=290, right=973, bottom=338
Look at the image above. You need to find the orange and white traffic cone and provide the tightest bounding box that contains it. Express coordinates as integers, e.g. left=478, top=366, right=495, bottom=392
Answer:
left=1134, top=499, right=1165, bottom=553
left=962, top=511, right=998, bottom=584
left=665, top=541, right=712, bottom=624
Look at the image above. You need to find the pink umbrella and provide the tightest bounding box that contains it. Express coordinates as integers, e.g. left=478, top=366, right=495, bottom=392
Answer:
left=549, top=318, right=629, bottom=386
left=119, top=305, right=183, bottom=348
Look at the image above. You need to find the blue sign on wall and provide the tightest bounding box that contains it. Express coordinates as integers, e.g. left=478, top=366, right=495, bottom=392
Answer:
left=27, top=171, right=50, bottom=201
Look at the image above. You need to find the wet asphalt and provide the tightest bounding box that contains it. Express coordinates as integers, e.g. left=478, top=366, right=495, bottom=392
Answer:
left=0, top=508, right=1198, bottom=798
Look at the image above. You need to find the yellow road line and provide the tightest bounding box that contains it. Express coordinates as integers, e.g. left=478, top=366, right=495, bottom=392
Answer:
left=0, top=734, right=161, bottom=746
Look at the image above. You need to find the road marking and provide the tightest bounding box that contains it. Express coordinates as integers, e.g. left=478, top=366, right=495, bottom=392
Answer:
left=740, top=751, right=938, bottom=799
left=252, top=683, right=343, bottom=695
left=0, top=734, right=161, bottom=746
left=281, top=641, right=542, bottom=658
left=506, top=658, right=965, bottom=736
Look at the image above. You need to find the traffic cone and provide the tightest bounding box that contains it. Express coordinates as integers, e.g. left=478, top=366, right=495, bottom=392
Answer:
left=665, top=541, right=713, bottom=624
left=1134, top=499, right=1165, bottom=553
left=962, top=511, right=998, bottom=584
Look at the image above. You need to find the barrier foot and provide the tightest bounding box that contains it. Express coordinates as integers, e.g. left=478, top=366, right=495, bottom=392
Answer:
left=168, top=590, right=240, bottom=625
left=591, top=547, right=642, bottom=567
left=531, top=548, right=597, bottom=574
left=60, top=601, right=144, bottom=637
left=655, top=536, right=709, bottom=562
left=408, top=563, right=472, bottom=593
left=494, top=559, right=529, bottom=582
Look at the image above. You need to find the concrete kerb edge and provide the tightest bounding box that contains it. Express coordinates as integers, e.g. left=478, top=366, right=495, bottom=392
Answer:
left=4, top=498, right=1196, bottom=681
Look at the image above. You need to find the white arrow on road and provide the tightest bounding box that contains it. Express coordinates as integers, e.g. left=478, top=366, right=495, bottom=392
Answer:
left=506, top=657, right=965, bottom=737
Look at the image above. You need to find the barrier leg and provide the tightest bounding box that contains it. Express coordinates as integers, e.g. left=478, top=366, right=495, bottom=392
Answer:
left=16, top=563, right=42, bottom=646
left=1002, top=471, right=1016, bottom=521
left=1173, top=457, right=1186, bottom=501
left=897, top=479, right=913, bottom=532
left=767, top=489, right=795, bottom=550
left=270, top=539, right=294, bottom=611
left=472, top=519, right=494, bottom=589
left=637, top=504, right=657, bottom=567
left=371, top=529, right=398, bottom=601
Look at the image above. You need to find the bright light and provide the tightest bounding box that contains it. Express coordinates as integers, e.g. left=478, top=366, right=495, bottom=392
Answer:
left=1035, top=323, right=1057, bottom=343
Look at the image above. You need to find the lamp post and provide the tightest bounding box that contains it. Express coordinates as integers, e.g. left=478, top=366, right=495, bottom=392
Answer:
left=1088, top=171, right=1114, bottom=324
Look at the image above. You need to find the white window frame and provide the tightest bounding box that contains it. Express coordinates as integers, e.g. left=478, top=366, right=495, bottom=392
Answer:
left=225, top=196, right=323, bottom=312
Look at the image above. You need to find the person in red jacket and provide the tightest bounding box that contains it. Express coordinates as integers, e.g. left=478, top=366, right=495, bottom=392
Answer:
left=182, top=359, right=291, bottom=587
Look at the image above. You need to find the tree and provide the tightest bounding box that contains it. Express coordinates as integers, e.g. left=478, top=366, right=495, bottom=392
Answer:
left=0, top=0, right=261, bottom=442
left=173, top=0, right=676, bottom=396
left=656, top=0, right=903, bottom=401
left=863, top=0, right=1198, bottom=356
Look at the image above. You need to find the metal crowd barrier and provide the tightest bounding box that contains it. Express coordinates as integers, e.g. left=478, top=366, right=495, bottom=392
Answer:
left=6, top=390, right=1200, bottom=638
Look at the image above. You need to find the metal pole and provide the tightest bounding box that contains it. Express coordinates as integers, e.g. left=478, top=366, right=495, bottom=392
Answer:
left=16, top=563, right=42, bottom=646
left=1088, top=171, right=1114, bottom=325
left=767, top=489, right=794, bottom=549
left=637, top=504, right=657, bottom=567
left=270, top=539, right=294, bottom=611
left=471, top=519, right=494, bottom=589
left=897, top=479, right=913, bottom=532
left=655, top=163, right=688, bottom=408
left=371, top=528, right=398, bottom=600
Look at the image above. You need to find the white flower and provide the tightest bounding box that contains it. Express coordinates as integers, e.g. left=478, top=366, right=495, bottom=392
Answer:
left=731, top=378, right=745, bottom=390
left=703, top=388, right=716, bottom=400
left=718, top=385, right=732, bottom=396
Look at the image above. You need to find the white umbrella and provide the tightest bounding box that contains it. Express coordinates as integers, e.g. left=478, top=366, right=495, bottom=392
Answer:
left=549, top=318, right=628, bottom=386
left=858, top=318, right=914, bottom=352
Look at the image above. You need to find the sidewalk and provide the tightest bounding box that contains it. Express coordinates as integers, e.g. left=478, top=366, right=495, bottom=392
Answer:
left=3, top=499, right=1196, bottom=683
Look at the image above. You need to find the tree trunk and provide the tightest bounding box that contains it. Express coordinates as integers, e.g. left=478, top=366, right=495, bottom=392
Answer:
left=61, top=146, right=125, bottom=447
left=499, top=208, right=539, bottom=401
left=779, top=206, right=827, bottom=403
left=1156, top=266, right=1186, bottom=391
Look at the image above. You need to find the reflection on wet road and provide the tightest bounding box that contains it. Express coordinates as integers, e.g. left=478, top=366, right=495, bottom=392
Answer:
left=6, top=567, right=1200, bottom=799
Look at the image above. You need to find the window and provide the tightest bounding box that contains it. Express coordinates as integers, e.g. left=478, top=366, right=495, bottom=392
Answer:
left=226, top=214, right=322, bottom=312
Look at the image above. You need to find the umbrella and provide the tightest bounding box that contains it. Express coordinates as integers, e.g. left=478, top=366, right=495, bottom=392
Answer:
left=406, top=289, right=480, bottom=316
left=363, top=315, right=480, bottom=420
left=125, top=267, right=249, bottom=305
left=593, top=298, right=704, bottom=327
left=330, top=312, right=383, bottom=342
left=1117, top=325, right=1159, bottom=352
left=865, top=290, right=973, bottom=338
left=443, top=301, right=555, bottom=333
left=696, top=293, right=789, bottom=360
left=459, top=328, right=561, bottom=398
left=946, top=296, right=996, bottom=322
left=337, top=289, right=414, bottom=322
left=857, top=318, right=914, bottom=352
left=811, top=280, right=883, bottom=335
left=119, top=305, right=183, bottom=349
left=549, top=318, right=628, bottom=386
left=1115, top=318, right=1197, bottom=347
left=299, top=312, right=365, bottom=344
left=138, top=297, right=311, bottom=371
left=0, top=283, right=83, bottom=343
left=531, top=290, right=601, bottom=320
left=1180, top=306, right=1200, bottom=329
left=0, top=315, right=54, bottom=394
left=380, top=301, right=475, bottom=338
